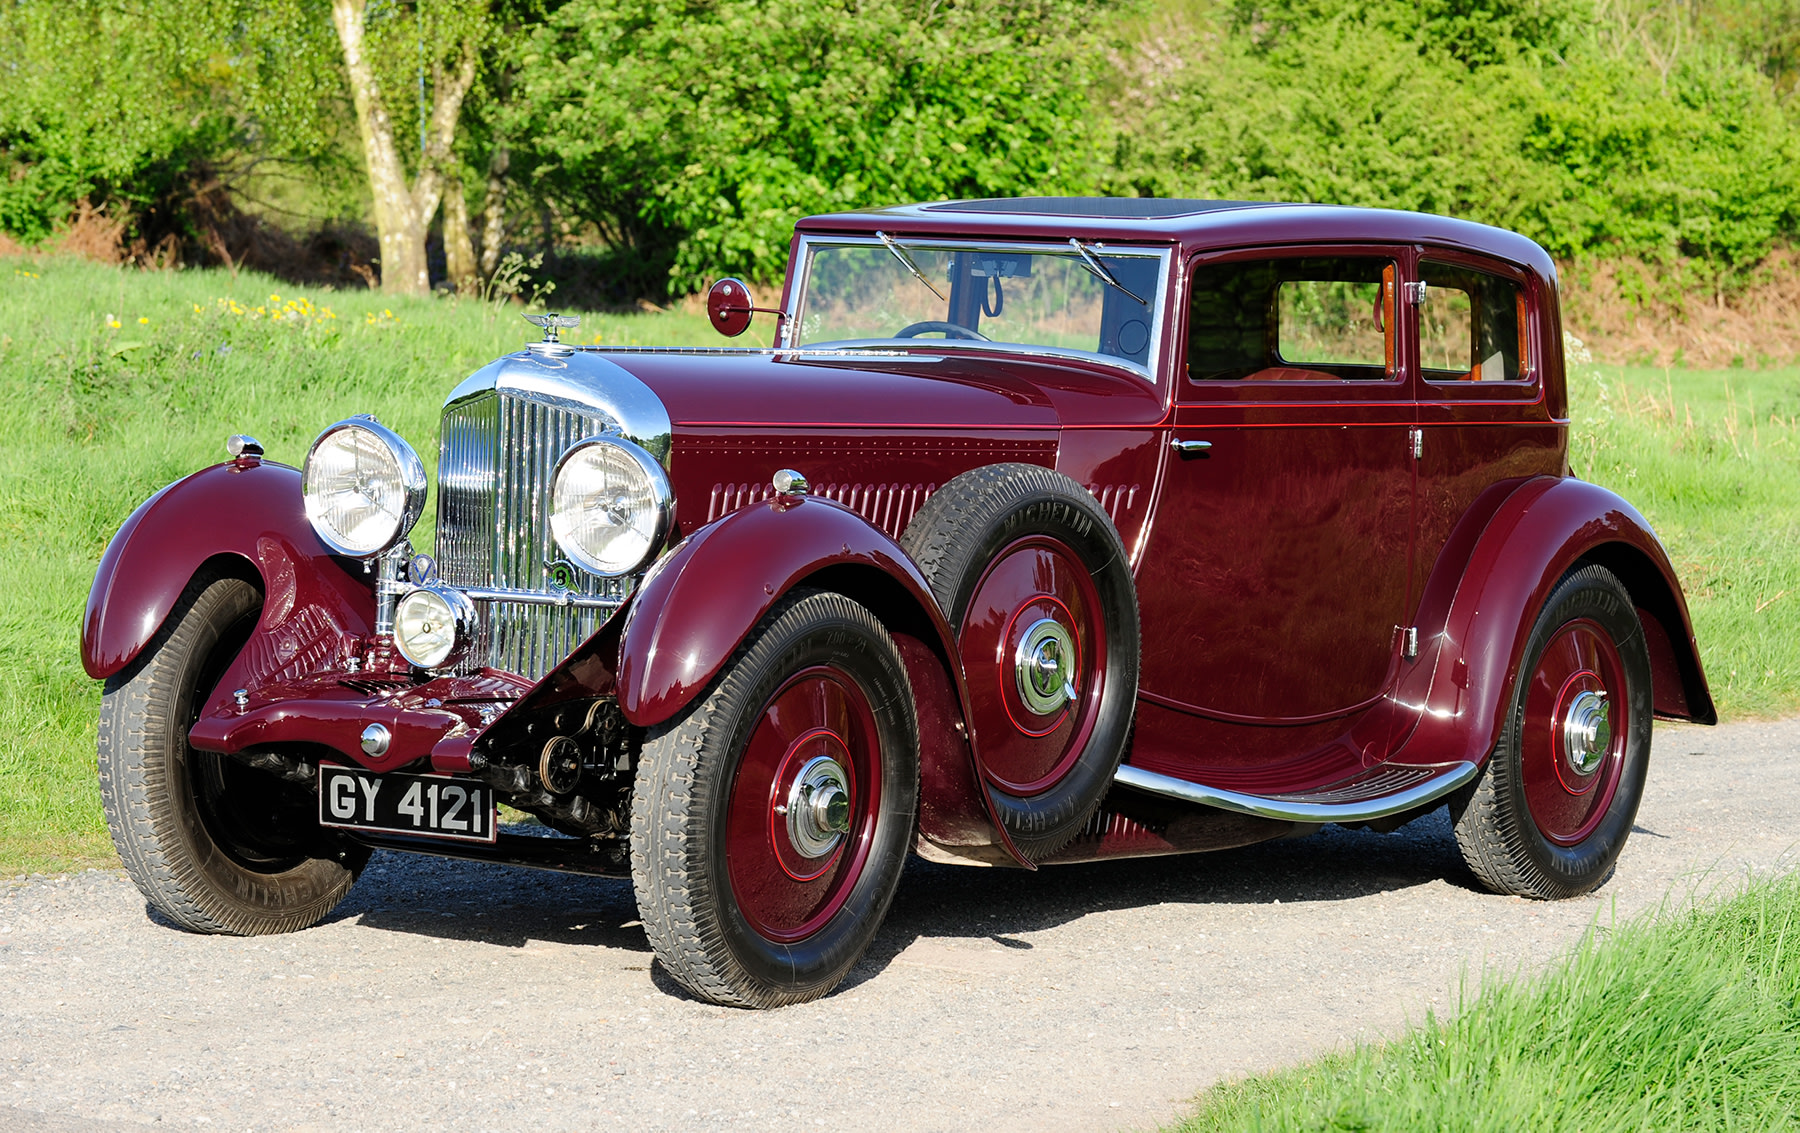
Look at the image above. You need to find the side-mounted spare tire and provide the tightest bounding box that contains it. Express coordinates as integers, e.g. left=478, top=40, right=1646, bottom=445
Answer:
left=901, top=463, right=1140, bottom=860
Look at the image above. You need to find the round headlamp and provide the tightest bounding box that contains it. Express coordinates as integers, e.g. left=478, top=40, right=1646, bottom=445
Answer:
left=393, top=585, right=478, bottom=670
left=301, top=417, right=427, bottom=558
left=550, top=436, right=673, bottom=577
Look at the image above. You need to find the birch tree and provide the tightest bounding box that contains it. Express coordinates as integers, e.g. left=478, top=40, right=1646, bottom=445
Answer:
left=330, top=0, right=488, bottom=295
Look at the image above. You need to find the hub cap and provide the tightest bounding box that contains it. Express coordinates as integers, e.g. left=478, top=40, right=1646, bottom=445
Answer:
left=1014, top=617, right=1078, bottom=715
left=785, top=755, right=852, bottom=859
left=1561, top=690, right=1611, bottom=776
left=1521, top=619, right=1629, bottom=845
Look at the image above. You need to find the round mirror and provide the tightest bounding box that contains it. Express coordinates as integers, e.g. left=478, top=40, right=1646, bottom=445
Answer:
left=707, top=277, right=755, bottom=337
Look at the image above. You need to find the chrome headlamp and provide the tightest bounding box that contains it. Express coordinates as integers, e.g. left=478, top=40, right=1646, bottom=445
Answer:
left=549, top=436, right=673, bottom=577
left=301, top=417, right=427, bottom=558
left=393, top=585, right=479, bottom=670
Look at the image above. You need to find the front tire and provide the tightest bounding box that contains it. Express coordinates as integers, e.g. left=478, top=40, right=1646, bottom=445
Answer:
left=98, top=573, right=364, bottom=934
left=1451, top=564, right=1653, bottom=899
left=630, top=590, right=920, bottom=1008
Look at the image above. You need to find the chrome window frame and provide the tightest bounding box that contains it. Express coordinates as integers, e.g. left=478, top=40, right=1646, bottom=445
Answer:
left=786, top=235, right=1174, bottom=383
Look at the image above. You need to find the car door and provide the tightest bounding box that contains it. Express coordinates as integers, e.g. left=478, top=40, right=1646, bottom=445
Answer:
left=1133, top=246, right=1417, bottom=776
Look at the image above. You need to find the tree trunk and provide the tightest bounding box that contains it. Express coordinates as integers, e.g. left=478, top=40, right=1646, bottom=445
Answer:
left=443, top=177, right=478, bottom=294
left=331, top=0, right=481, bottom=297
left=479, top=145, right=510, bottom=278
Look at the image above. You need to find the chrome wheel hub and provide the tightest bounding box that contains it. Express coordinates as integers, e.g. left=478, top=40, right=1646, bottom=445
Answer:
left=1562, top=689, right=1612, bottom=775
left=1014, top=617, right=1077, bottom=716
left=786, top=755, right=852, bottom=859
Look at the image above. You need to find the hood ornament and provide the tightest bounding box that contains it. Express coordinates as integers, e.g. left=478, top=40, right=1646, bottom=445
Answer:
left=524, top=313, right=580, bottom=357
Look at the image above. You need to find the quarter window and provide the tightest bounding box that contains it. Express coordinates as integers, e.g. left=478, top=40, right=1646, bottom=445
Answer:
left=1418, top=262, right=1527, bottom=382
left=1188, top=257, right=1397, bottom=382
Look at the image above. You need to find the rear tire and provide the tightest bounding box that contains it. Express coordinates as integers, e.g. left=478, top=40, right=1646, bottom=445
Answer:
left=1450, top=564, right=1652, bottom=899
left=630, top=590, right=920, bottom=1008
left=98, top=573, right=364, bottom=934
left=900, top=463, right=1139, bottom=860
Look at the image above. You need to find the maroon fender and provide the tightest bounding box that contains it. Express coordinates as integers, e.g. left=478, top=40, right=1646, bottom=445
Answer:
left=81, top=456, right=374, bottom=683
left=1394, top=475, right=1715, bottom=769
left=615, top=493, right=1033, bottom=867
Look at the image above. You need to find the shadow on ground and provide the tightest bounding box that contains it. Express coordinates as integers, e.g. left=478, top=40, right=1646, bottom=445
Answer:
left=307, top=805, right=1478, bottom=1001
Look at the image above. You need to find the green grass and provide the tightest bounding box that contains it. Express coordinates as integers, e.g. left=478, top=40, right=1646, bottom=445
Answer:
left=1570, top=361, right=1800, bottom=719
left=1175, top=874, right=1800, bottom=1131
left=0, top=257, right=1796, bottom=876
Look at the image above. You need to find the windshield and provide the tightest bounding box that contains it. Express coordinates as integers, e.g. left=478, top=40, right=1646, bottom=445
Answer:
left=792, top=237, right=1170, bottom=378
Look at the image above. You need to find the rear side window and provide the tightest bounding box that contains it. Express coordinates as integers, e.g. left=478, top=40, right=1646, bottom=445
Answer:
left=1418, top=262, right=1527, bottom=382
left=1188, top=256, right=1396, bottom=382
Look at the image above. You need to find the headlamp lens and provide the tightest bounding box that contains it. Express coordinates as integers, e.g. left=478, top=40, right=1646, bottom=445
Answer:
left=549, top=437, right=671, bottom=576
left=301, top=420, right=425, bottom=557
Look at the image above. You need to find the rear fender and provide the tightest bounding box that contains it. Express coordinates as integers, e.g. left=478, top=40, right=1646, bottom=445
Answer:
left=614, top=494, right=1031, bottom=867
left=82, top=457, right=374, bottom=688
left=1395, top=476, right=1714, bottom=767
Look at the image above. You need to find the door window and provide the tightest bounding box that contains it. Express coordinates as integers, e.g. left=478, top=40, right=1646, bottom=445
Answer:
left=1187, top=256, right=1397, bottom=383
left=1418, top=261, right=1528, bottom=382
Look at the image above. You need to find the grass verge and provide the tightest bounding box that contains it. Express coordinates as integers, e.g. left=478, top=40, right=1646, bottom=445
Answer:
left=0, top=256, right=1796, bottom=875
left=1174, top=873, right=1800, bottom=1131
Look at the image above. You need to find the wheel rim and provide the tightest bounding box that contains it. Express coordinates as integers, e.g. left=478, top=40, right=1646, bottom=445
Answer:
left=725, top=666, right=882, bottom=943
left=1520, top=618, right=1629, bottom=846
left=958, top=535, right=1106, bottom=795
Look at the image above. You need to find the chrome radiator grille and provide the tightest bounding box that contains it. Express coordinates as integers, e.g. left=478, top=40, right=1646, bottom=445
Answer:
left=436, top=391, right=629, bottom=681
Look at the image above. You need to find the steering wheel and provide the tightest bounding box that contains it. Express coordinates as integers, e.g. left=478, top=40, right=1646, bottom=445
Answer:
left=895, top=321, right=990, bottom=341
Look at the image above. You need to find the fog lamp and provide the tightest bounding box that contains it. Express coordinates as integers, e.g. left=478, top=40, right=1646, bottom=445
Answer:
left=393, top=585, right=478, bottom=670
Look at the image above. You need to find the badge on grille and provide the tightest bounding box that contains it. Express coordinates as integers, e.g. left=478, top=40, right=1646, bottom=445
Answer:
left=545, top=558, right=581, bottom=590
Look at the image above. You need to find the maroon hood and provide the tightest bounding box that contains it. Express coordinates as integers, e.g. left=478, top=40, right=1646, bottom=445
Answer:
left=594, top=349, right=1165, bottom=432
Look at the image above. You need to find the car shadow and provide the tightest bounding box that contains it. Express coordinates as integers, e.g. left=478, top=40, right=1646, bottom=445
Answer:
left=322, top=805, right=1476, bottom=988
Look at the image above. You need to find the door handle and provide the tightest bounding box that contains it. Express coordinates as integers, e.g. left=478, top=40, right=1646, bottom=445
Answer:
left=1170, top=439, right=1213, bottom=459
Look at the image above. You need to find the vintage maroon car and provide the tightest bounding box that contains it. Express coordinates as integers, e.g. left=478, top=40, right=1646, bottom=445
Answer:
left=83, top=198, right=1714, bottom=1007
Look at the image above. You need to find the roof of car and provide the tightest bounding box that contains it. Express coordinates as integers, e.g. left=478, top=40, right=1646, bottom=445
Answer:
left=796, top=198, right=1556, bottom=280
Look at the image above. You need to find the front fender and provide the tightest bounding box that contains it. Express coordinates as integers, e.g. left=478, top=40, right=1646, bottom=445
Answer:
left=614, top=493, right=1032, bottom=867
left=81, top=457, right=374, bottom=681
left=616, top=495, right=954, bottom=725
left=1395, top=476, right=1714, bottom=768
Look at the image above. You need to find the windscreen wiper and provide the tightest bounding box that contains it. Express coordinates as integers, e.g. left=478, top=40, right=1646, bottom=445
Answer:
left=876, top=230, right=947, bottom=302
left=1069, top=238, right=1148, bottom=307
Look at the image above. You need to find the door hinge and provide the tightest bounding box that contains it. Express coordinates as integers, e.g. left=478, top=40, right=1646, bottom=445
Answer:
left=1409, top=426, right=1423, bottom=459
left=1404, top=281, right=1428, bottom=306
left=1401, top=626, right=1420, bottom=660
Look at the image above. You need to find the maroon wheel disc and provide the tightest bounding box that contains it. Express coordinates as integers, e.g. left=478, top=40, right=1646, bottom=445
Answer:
left=724, top=666, right=882, bottom=943
left=958, top=536, right=1106, bottom=795
left=1519, top=618, right=1628, bottom=846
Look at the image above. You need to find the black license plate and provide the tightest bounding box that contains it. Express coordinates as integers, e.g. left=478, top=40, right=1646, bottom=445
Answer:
left=318, top=765, right=497, bottom=844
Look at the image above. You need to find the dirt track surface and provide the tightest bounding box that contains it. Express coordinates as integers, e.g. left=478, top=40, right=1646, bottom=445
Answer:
left=3, top=718, right=1797, bottom=1133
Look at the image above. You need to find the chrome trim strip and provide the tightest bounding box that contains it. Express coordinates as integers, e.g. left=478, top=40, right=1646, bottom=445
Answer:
left=1113, top=761, right=1481, bottom=823
left=461, top=586, right=624, bottom=610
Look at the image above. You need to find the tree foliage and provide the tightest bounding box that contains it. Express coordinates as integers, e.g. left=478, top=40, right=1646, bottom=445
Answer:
left=508, top=0, right=1115, bottom=291
left=0, top=1, right=347, bottom=245
left=4, top=0, right=1800, bottom=297
left=1110, top=0, right=1800, bottom=278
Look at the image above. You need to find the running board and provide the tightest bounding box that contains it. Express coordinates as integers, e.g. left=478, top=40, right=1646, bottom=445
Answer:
left=1113, top=761, right=1481, bottom=824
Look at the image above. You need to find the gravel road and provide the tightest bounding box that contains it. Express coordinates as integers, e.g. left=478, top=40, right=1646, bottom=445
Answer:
left=3, top=718, right=1797, bottom=1133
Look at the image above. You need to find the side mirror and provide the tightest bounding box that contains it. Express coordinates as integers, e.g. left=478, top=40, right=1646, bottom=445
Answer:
left=707, top=277, right=756, bottom=338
